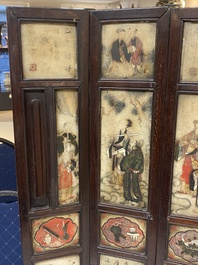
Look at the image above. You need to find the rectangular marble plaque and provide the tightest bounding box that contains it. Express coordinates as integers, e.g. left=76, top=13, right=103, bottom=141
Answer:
left=56, top=90, right=79, bottom=205
left=180, top=22, right=198, bottom=82
left=101, top=23, right=156, bottom=79
left=35, top=255, right=80, bottom=265
left=100, top=90, right=153, bottom=209
left=21, top=22, right=77, bottom=79
left=172, top=94, right=198, bottom=218
left=100, top=254, right=144, bottom=265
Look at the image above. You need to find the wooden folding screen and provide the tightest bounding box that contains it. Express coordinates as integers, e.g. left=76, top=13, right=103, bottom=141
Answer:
left=7, top=6, right=198, bottom=265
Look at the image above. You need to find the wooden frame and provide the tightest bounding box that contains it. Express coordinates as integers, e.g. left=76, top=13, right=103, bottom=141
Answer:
left=7, top=6, right=198, bottom=265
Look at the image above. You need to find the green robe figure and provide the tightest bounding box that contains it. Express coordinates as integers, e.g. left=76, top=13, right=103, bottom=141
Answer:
left=120, top=141, right=144, bottom=203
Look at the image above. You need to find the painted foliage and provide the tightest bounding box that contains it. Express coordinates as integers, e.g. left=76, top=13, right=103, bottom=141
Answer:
left=172, top=95, right=198, bottom=217
left=100, top=254, right=144, bottom=265
left=101, top=23, right=156, bottom=79
left=32, top=213, right=79, bottom=253
left=180, top=23, right=198, bottom=82
left=101, top=214, right=146, bottom=253
left=21, top=22, right=77, bottom=79
left=100, top=90, right=153, bottom=209
left=56, top=90, right=79, bottom=205
left=169, top=225, right=198, bottom=264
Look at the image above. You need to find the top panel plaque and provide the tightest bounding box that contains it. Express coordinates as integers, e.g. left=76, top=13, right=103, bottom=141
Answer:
left=21, top=22, right=77, bottom=80
left=180, top=22, right=198, bottom=82
left=101, top=23, right=156, bottom=80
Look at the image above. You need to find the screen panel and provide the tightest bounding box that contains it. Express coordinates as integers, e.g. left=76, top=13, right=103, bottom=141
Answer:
left=7, top=7, right=89, bottom=265
left=156, top=8, right=198, bottom=265
left=90, top=7, right=170, bottom=265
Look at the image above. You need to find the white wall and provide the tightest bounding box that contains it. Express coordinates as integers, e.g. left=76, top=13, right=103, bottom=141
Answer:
left=0, top=111, right=14, bottom=143
left=136, top=0, right=157, bottom=7
left=185, top=0, right=198, bottom=7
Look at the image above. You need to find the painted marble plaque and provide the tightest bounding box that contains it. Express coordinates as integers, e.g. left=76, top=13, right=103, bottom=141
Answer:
left=56, top=91, right=79, bottom=205
left=172, top=95, right=198, bottom=217
left=168, top=225, right=198, bottom=264
left=21, top=22, right=77, bottom=79
left=100, top=254, right=144, bottom=265
left=101, top=23, right=156, bottom=79
left=180, top=23, right=198, bottom=82
left=100, top=213, right=146, bottom=253
left=32, top=213, right=79, bottom=253
left=35, top=255, right=80, bottom=265
left=100, top=90, right=153, bottom=209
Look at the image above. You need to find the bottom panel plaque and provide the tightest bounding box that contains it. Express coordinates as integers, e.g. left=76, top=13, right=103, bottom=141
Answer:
left=100, top=254, right=144, bottom=265
left=35, top=255, right=80, bottom=265
left=168, top=225, right=198, bottom=264
left=100, top=213, right=146, bottom=253
left=32, top=213, right=79, bottom=253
